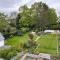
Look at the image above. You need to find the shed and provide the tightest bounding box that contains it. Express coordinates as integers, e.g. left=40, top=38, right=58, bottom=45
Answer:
left=0, top=32, right=4, bottom=47
left=44, top=30, right=55, bottom=33
left=44, top=30, right=60, bottom=34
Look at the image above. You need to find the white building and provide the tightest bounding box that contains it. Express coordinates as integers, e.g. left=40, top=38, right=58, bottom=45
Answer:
left=44, top=30, right=55, bottom=33
left=44, top=30, right=60, bottom=34
left=0, top=33, right=4, bottom=47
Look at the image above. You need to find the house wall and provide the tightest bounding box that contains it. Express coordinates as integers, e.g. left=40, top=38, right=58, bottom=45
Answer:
left=0, top=40, right=4, bottom=47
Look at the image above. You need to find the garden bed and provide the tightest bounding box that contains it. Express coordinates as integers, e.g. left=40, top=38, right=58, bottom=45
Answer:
left=5, top=33, right=58, bottom=56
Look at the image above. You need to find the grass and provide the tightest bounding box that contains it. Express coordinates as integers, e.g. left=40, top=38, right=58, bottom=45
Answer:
left=5, top=33, right=29, bottom=52
left=34, top=34, right=57, bottom=56
left=5, top=33, right=37, bottom=46
left=5, top=33, right=28, bottom=46
left=5, top=33, right=57, bottom=56
left=58, top=34, right=60, bottom=46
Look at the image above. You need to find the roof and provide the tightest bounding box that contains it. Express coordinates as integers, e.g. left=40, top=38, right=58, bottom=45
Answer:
left=0, top=32, right=5, bottom=41
left=44, top=30, right=55, bottom=33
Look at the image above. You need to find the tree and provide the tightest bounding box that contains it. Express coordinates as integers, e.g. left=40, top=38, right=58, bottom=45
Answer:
left=16, top=13, right=23, bottom=35
left=16, top=13, right=21, bottom=30
left=19, top=5, right=34, bottom=31
left=30, top=2, right=49, bottom=30
left=31, top=2, right=57, bottom=30
left=0, top=12, right=9, bottom=33
left=19, top=5, right=31, bottom=27
left=18, top=2, right=57, bottom=31
left=9, top=12, right=17, bottom=27
left=46, top=8, right=57, bottom=29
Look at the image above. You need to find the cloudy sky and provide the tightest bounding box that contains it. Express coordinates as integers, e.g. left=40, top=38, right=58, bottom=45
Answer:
left=0, top=0, right=60, bottom=16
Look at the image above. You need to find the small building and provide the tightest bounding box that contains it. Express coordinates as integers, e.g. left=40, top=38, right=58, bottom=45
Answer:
left=0, top=33, right=5, bottom=47
left=44, top=30, right=60, bottom=34
left=44, top=30, right=55, bottom=33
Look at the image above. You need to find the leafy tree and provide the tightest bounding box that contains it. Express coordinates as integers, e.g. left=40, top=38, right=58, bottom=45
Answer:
left=9, top=12, right=17, bottom=27
left=19, top=5, right=34, bottom=31
left=16, top=13, right=21, bottom=30
left=0, top=12, right=9, bottom=33
left=46, top=8, right=57, bottom=29
left=31, top=2, right=57, bottom=30
left=18, top=2, right=57, bottom=31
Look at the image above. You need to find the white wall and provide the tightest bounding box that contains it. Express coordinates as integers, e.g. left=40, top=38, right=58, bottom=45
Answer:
left=0, top=40, right=4, bottom=47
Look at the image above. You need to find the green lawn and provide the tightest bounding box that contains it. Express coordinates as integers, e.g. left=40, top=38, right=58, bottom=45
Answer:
left=34, top=34, right=57, bottom=56
left=58, top=34, right=60, bottom=46
left=5, top=33, right=57, bottom=56
left=5, top=33, right=29, bottom=52
left=5, top=33, right=29, bottom=46
left=5, top=33, right=37, bottom=46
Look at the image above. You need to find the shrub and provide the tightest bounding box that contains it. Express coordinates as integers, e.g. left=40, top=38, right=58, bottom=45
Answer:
left=21, top=27, right=29, bottom=33
left=13, top=45, right=22, bottom=52
left=0, top=47, right=17, bottom=60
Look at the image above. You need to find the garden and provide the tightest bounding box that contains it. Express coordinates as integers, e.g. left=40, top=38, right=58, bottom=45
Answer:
left=0, top=1, right=60, bottom=60
left=5, top=33, right=57, bottom=56
left=0, top=32, right=57, bottom=60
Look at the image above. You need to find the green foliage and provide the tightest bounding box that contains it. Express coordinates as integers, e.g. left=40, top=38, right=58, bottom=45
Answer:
left=9, top=12, right=17, bottom=27
left=46, top=8, right=57, bottom=29
left=0, top=12, right=16, bottom=35
left=16, top=14, right=21, bottom=29
left=0, top=2, right=58, bottom=34
left=5, top=33, right=57, bottom=56
left=18, top=2, right=57, bottom=31
left=34, top=34, right=57, bottom=56
left=21, top=27, right=29, bottom=33
left=5, top=33, right=29, bottom=51
left=0, top=13, right=9, bottom=32
left=0, top=47, right=17, bottom=60
left=0, top=1, right=58, bottom=36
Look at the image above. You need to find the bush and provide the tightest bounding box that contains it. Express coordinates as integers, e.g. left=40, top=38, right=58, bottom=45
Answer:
left=3, top=33, right=11, bottom=39
left=13, top=45, right=22, bottom=52
left=21, top=27, right=29, bottom=33
left=0, top=47, right=17, bottom=60
left=23, top=41, right=37, bottom=53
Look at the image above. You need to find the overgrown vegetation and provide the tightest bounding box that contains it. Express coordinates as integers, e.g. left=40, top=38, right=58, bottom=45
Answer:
left=5, top=33, right=57, bottom=56
left=34, top=34, right=57, bottom=56
left=0, top=2, right=59, bottom=36
left=0, top=1, right=59, bottom=60
left=0, top=47, right=17, bottom=60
